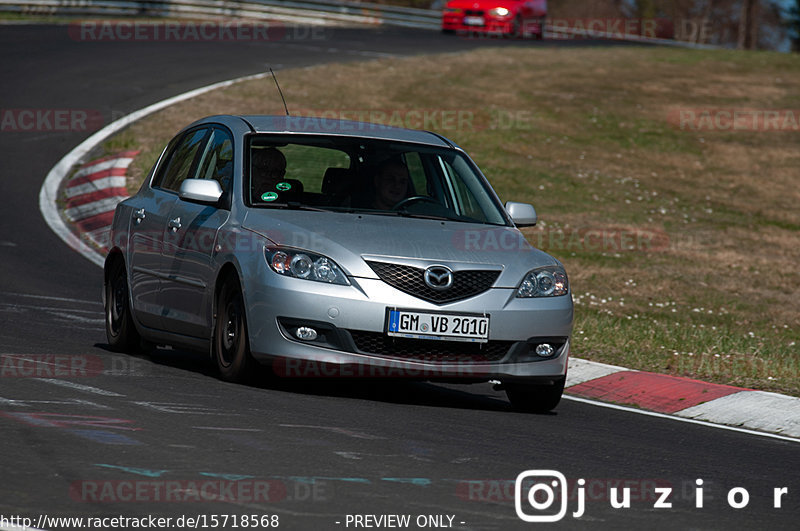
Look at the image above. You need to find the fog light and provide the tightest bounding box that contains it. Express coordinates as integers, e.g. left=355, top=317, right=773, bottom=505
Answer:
left=535, top=343, right=554, bottom=357
left=295, top=327, right=318, bottom=341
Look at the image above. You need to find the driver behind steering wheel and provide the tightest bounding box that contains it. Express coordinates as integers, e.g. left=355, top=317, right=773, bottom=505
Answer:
left=371, top=158, right=415, bottom=210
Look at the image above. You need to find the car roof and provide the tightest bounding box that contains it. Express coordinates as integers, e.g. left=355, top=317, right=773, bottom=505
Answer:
left=192, top=115, right=455, bottom=148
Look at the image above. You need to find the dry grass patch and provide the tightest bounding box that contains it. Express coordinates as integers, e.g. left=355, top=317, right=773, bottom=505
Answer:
left=103, top=45, right=799, bottom=395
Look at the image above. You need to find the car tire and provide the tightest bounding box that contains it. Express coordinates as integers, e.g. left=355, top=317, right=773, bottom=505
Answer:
left=511, top=16, right=524, bottom=39
left=104, top=257, right=140, bottom=353
left=214, top=275, right=255, bottom=383
left=533, top=17, right=545, bottom=40
left=441, top=28, right=455, bottom=35
left=505, top=376, right=565, bottom=413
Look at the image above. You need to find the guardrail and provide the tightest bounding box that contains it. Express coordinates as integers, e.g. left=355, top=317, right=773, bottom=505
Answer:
left=1, top=0, right=718, bottom=48
left=0, top=0, right=441, bottom=29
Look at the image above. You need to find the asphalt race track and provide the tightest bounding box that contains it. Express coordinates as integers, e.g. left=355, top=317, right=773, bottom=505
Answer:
left=1, top=24, right=798, bottom=530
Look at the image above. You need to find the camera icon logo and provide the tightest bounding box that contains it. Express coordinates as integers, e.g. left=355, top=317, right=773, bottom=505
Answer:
left=515, top=470, right=568, bottom=522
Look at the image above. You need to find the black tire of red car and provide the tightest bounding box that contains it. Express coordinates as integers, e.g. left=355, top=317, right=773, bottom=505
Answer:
left=534, top=17, right=545, bottom=40
left=441, top=28, right=455, bottom=35
left=214, top=274, right=255, bottom=382
left=505, top=376, right=566, bottom=413
left=104, top=257, right=140, bottom=353
left=511, top=16, right=524, bottom=39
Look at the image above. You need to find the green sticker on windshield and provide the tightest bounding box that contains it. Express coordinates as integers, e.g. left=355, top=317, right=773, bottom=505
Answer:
left=275, top=182, right=292, bottom=192
left=261, top=192, right=279, bottom=202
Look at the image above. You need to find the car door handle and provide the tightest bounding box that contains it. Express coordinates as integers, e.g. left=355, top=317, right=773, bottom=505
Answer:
left=133, top=208, right=146, bottom=224
left=168, top=217, right=182, bottom=232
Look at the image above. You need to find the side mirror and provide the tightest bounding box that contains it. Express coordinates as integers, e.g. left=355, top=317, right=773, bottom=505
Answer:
left=505, top=201, right=537, bottom=227
left=179, top=179, right=223, bottom=205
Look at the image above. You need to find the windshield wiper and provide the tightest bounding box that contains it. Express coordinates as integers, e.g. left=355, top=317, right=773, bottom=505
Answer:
left=395, top=210, right=455, bottom=222
left=353, top=208, right=455, bottom=222
left=259, top=202, right=332, bottom=212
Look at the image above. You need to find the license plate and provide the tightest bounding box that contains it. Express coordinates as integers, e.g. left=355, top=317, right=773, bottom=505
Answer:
left=463, top=16, right=485, bottom=26
left=387, top=309, right=489, bottom=343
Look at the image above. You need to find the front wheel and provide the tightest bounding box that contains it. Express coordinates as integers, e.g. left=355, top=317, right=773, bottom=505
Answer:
left=506, top=377, right=565, bottom=413
left=214, top=275, right=255, bottom=383
left=105, top=258, right=140, bottom=352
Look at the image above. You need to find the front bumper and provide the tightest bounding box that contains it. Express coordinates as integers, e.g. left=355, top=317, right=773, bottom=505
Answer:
left=442, top=15, right=514, bottom=35
left=441, top=15, right=544, bottom=36
left=243, top=272, right=572, bottom=382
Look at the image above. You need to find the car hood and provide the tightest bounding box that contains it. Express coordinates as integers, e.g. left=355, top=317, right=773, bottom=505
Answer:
left=242, top=210, right=559, bottom=287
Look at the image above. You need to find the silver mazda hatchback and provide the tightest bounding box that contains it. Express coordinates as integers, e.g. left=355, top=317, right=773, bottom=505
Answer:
left=104, top=115, right=573, bottom=412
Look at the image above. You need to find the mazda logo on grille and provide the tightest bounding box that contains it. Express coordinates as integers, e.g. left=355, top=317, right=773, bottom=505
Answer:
left=424, top=266, right=454, bottom=291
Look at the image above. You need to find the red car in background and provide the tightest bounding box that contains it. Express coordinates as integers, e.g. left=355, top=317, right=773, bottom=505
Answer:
left=441, top=0, right=546, bottom=38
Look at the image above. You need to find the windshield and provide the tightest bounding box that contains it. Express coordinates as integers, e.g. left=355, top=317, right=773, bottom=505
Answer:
left=246, top=135, right=510, bottom=226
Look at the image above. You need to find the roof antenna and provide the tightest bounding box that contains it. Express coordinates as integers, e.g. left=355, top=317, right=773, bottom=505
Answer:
left=269, top=67, right=290, bottom=116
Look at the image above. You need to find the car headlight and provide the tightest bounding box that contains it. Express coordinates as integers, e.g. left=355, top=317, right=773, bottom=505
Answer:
left=517, top=266, right=569, bottom=297
left=265, top=247, right=349, bottom=285
left=488, top=7, right=511, bottom=17
left=444, top=7, right=463, bottom=13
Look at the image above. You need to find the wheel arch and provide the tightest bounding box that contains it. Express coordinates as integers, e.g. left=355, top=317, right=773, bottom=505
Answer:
left=104, top=248, right=125, bottom=281
left=213, top=262, right=244, bottom=324
left=103, top=248, right=126, bottom=308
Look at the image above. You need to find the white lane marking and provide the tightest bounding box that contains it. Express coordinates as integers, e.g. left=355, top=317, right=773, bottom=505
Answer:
left=334, top=451, right=363, bottom=460
left=279, top=424, right=386, bottom=440
left=0, top=292, right=99, bottom=305
left=0, top=302, right=103, bottom=327
left=563, top=395, right=800, bottom=444
left=0, top=398, right=110, bottom=410
left=51, top=314, right=104, bottom=325
left=0, top=303, right=100, bottom=314
left=193, top=426, right=263, bottom=432
left=0, top=396, right=22, bottom=405
left=134, top=402, right=233, bottom=415
left=35, top=378, right=124, bottom=397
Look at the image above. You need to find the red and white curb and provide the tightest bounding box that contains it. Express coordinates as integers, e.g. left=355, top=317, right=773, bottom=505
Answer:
left=38, top=72, right=800, bottom=444
left=63, top=150, right=137, bottom=252
left=566, top=358, right=800, bottom=440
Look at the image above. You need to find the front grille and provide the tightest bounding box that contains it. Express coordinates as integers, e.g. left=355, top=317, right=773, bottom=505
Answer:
left=366, top=261, right=500, bottom=304
left=465, top=9, right=485, bottom=16
left=349, top=331, right=513, bottom=363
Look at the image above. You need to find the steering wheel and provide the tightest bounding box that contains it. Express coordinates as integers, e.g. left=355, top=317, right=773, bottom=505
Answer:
left=392, top=196, right=439, bottom=210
